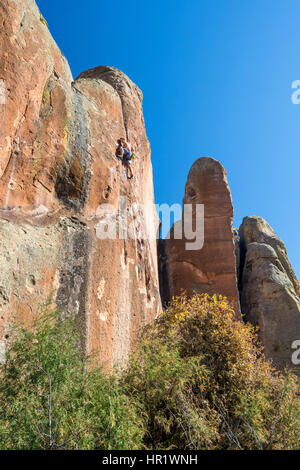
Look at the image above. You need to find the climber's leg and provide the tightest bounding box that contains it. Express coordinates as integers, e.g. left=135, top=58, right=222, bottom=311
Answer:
left=126, top=160, right=133, bottom=179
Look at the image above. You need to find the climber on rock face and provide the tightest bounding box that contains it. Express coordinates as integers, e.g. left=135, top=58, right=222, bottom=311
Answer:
left=116, top=139, right=124, bottom=159
left=116, top=138, right=135, bottom=180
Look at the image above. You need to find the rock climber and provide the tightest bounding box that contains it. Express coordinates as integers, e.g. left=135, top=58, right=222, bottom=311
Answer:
left=116, top=137, right=135, bottom=179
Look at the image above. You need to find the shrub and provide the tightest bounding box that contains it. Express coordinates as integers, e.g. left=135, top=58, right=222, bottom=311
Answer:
left=0, top=294, right=299, bottom=450
left=0, top=310, right=144, bottom=450
left=123, top=332, right=219, bottom=449
left=124, top=294, right=300, bottom=450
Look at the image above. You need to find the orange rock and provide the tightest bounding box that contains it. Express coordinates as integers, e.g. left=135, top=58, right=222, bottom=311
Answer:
left=0, top=0, right=161, bottom=369
left=161, top=157, right=241, bottom=317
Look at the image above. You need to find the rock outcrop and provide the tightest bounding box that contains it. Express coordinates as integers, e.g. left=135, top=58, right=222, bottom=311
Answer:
left=0, top=0, right=161, bottom=368
left=239, top=216, right=300, bottom=373
left=160, top=157, right=240, bottom=316
left=1, top=0, right=299, bottom=379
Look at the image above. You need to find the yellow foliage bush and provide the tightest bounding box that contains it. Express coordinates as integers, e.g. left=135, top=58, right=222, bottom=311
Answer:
left=1, top=295, right=298, bottom=449
left=125, top=294, right=300, bottom=450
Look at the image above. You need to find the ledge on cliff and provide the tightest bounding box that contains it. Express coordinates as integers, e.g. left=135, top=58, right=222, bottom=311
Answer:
left=76, top=66, right=143, bottom=104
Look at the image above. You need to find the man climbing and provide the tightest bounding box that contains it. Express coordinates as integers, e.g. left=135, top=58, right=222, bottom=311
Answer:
left=116, top=138, right=135, bottom=179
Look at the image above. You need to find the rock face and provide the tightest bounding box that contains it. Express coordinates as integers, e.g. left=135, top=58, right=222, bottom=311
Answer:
left=1, top=1, right=299, bottom=378
left=160, top=157, right=240, bottom=316
left=239, top=216, right=300, bottom=373
left=0, top=0, right=161, bottom=369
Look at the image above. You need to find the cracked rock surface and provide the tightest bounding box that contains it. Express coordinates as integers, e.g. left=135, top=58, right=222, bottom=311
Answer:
left=0, top=0, right=161, bottom=369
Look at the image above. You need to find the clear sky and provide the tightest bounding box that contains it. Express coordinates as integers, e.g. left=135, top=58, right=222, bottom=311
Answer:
left=37, top=0, right=300, bottom=278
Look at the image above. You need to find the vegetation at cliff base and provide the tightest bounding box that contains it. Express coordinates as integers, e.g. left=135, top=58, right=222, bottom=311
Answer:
left=0, top=294, right=299, bottom=450
left=0, top=311, right=144, bottom=450
left=125, top=294, right=300, bottom=449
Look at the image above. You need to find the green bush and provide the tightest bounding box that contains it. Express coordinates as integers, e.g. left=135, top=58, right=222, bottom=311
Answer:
left=0, top=294, right=299, bottom=450
left=0, top=310, right=144, bottom=450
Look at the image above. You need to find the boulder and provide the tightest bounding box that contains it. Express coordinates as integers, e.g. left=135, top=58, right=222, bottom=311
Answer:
left=239, top=216, right=300, bottom=373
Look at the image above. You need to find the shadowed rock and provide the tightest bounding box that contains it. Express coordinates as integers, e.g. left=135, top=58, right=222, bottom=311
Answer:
left=239, top=216, right=300, bottom=374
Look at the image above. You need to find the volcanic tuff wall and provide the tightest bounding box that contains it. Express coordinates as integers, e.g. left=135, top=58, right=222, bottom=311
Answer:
left=1, top=0, right=299, bottom=375
left=0, top=0, right=161, bottom=368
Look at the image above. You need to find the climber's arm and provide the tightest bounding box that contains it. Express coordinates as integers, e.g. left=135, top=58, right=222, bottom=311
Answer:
left=116, top=144, right=123, bottom=158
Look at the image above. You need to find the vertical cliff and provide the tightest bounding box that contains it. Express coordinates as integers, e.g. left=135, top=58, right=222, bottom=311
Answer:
left=0, top=0, right=161, bottom=368
left=1, top=0, right=299, bottom=378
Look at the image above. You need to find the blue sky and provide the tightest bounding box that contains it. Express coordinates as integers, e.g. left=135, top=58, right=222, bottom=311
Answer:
left=37, top=0, right=300, bottom=278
